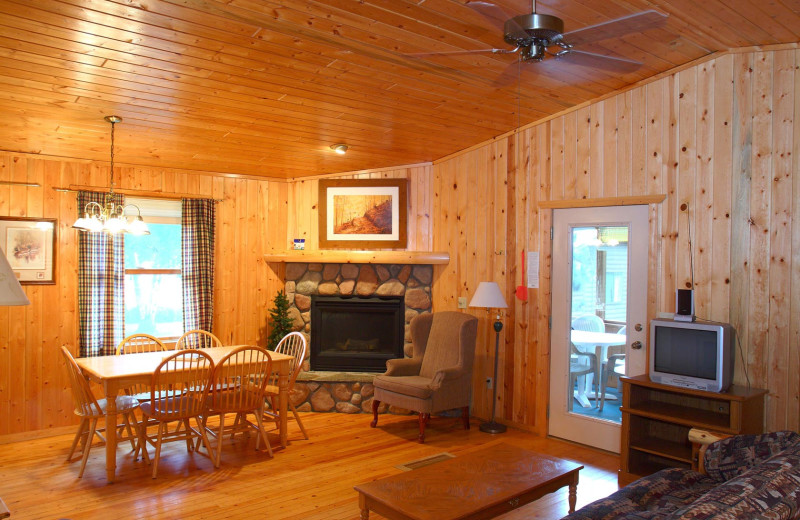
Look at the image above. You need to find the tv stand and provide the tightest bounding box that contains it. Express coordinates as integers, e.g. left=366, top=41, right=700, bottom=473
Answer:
left=619, top=374, right=767, bottom=486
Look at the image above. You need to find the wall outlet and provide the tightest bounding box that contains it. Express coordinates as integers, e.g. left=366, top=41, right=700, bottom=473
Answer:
left=457, top=297, right=467, bottom=309
left=485, top=377, right=492, bottom=388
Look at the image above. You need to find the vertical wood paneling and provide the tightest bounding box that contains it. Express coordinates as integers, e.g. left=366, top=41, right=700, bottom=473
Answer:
left=677, top=67, right=697, bottom=302
left=430, top=46, right=800, bottom=435
left=695, top=60, right=715, bottom=319
left=603, top=97, right=618, bottom=197
left=711, top=55, right=733, bottom=323
left=766, top=50, right=794, bottom=430
left=748, top=51, right=773, bottom=388
left=617, top=92, right=633, bottom=197
left=731, top=52, right=754, bottom=386
left=790, top=49, right=800, bottom=431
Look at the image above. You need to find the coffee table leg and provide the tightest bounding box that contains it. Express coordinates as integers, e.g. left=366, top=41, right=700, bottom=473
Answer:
left=358, top=493, right=369, bottom=519
left=566, top=465, right=582, bottom=514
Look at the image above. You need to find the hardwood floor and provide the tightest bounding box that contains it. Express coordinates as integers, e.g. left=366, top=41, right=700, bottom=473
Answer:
left=0, top=413, right=620, bottom=519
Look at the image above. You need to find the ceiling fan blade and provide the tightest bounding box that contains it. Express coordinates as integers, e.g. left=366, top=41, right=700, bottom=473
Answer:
left=405, top=47, right=517, bottom=58
left=561, top=10, right=668, bottom=46
left=549, top=50, right=642, bottom=73
left=465, top=1, right=529, bottom=41
left=492, top=59, right=522, bottom=88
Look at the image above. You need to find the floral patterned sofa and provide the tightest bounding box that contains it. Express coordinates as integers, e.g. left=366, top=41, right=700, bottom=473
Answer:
left=563, top=431, right=800, bottom=520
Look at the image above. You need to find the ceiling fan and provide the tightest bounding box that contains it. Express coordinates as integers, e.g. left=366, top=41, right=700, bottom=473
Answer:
left=408, top=1, right=668, bottom=79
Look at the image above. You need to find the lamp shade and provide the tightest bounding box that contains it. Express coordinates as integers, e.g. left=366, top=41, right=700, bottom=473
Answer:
left=468, top=281, right=508, bottom=309
left=0, top=247, right=30, bottom=306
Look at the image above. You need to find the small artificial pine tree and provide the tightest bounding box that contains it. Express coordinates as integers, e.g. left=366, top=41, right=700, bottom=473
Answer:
left=267, top=290, right=294, bottom=350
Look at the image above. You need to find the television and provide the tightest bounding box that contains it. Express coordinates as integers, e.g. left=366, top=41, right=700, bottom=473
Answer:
left=649, top=318, right=734, bottom=392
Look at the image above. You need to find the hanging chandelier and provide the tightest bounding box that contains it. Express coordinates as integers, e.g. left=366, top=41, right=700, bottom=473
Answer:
left=72, top=116, right=149, bottom=235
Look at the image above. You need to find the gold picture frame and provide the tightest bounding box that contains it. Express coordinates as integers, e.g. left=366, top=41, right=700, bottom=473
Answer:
left=0, top=217, right=57, bottom=285
left=318, top=179, right=408, bottom=249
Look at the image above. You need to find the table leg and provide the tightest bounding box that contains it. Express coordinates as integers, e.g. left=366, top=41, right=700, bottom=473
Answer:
left=568, top=472, right=579, bottom=513
left=104, top=382, right=118, bottom=483
left=278, top=367, right=289, bottom=448
left=358, top=493, right=369, bottom=519
left=574, top=375, right=592, bottom=408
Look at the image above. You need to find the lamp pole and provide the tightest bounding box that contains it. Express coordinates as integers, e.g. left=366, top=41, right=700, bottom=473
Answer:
left=480, top=312, right=506, bottom=434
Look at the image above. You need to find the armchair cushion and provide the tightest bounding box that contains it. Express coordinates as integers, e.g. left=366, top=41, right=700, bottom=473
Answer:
left=372, top=375, right=434, bottom=400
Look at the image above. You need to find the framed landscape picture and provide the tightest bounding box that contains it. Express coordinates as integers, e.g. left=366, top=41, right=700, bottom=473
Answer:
left=0, top=217, right=56, bottom=284
left=318, top=179, right=408, bottom=249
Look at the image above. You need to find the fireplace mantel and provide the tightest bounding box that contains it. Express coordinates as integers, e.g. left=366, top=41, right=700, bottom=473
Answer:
left=264, top=249, right=449, bottom=265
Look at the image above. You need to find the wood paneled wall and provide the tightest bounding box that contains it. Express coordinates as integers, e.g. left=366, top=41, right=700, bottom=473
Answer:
left=432, top=47, right=800, bottom=434
left=0, top=153, right=286, bottom=435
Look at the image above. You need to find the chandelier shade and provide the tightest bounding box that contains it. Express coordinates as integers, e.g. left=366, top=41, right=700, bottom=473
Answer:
left=72, top=116, right=150, bottom=235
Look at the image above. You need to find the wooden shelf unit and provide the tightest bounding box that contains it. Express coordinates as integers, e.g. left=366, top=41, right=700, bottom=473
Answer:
left=264, top=249, right=450, bottom=265
left=619, top=374, right=767, bottom=486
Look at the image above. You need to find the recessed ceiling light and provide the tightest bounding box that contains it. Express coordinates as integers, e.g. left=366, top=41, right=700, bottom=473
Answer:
left=330, top=144, right=348, bottom=155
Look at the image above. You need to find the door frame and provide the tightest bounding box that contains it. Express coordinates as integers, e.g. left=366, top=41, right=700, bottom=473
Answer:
left=547, top=204, right=651, bottom=453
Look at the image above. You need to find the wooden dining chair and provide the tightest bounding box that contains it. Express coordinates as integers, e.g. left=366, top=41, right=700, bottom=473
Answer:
left=116, top=333, right=166, bottom=355
left=115, top=333, right=167, bottom=400
left=61, top=346, right=140, bottom=478
left=201, top=346, right=274, bottom=467
left=176, top=329, right=222, bottom=350
left=263, top=332, right=309, bottom=439
left=136, top=349, right=215, bottom=478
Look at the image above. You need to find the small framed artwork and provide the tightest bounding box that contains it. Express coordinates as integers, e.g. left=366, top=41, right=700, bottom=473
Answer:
left=0, top=217, right=57, bottom=284
left=318, top=179, right=408, bottom=249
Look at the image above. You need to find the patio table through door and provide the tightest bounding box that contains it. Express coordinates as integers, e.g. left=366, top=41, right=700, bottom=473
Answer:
left=75, top=345, right=295, bottom=482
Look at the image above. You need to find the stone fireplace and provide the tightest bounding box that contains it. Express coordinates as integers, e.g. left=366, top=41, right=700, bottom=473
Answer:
left=281, top=262, right=433, bottom=413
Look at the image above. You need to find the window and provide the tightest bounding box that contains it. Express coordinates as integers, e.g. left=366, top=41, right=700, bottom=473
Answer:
left=124, top=198, right=183, bottom=338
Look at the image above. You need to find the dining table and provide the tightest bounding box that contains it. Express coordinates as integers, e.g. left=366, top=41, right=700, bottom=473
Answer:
left=75, top=345, right=295, bottom=483
left=570, top=330, right=626, bottom=408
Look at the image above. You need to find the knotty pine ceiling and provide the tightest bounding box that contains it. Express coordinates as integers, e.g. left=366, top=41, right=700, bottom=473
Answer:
left=0, top=0, right=798, bottom=179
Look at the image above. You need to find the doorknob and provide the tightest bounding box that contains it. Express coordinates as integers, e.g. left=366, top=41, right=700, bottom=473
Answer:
left=631, top=341, right=643, bottom=350
left=634, top=323, right=643, bottom=332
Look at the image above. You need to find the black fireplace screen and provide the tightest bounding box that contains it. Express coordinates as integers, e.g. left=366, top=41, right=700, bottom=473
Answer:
left=310, top=295, right=404, bottom=372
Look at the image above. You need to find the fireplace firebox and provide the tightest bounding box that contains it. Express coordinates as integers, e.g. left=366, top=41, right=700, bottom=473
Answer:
left=310, top=295, right=404, bottom=372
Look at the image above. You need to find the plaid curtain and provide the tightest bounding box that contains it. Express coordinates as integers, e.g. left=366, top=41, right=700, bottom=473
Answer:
left=182, top=199, right=216, bottom=333
left=77, top=191, right=125, bottom=357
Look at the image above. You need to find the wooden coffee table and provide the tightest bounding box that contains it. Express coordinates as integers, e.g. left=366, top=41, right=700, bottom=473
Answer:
left=354, top=442, right=583, bottom=520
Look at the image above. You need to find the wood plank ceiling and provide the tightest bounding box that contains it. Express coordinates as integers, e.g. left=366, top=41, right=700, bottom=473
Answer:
left=0, top=0, right=798, bottom=179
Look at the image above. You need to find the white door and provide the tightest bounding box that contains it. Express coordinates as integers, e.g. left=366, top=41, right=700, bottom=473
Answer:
left=548, top=205, right=649, bottom=453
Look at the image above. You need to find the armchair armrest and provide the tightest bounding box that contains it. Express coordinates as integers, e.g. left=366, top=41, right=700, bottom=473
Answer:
left=430, top=366, right=466, bottom=390
left=384, top=357, right=423, bottom=377
left=703, top=430, right=800, bottom=482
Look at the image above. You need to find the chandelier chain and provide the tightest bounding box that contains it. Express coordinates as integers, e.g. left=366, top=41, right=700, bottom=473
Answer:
left=109, top=120, right=116, bottom=195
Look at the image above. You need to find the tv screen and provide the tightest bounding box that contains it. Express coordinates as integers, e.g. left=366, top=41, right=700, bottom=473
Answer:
left=653, top=326, right=717, bottom=380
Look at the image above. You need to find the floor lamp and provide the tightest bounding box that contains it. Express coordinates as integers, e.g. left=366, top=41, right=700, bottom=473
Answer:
left=469, top=281, right=508, bottom=434
left=0, top=247, right=30, bottom=306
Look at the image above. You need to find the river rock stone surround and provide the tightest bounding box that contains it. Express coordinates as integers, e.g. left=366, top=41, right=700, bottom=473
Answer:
left=282, top=262, right=433, bottom=414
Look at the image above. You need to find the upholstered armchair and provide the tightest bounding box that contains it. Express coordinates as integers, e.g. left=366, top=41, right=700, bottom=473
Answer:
left=370, top=311, right=479, bottom=443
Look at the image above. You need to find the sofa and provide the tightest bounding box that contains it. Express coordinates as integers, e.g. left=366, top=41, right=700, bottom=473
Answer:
left=563, top=431, right=800, bottom=520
